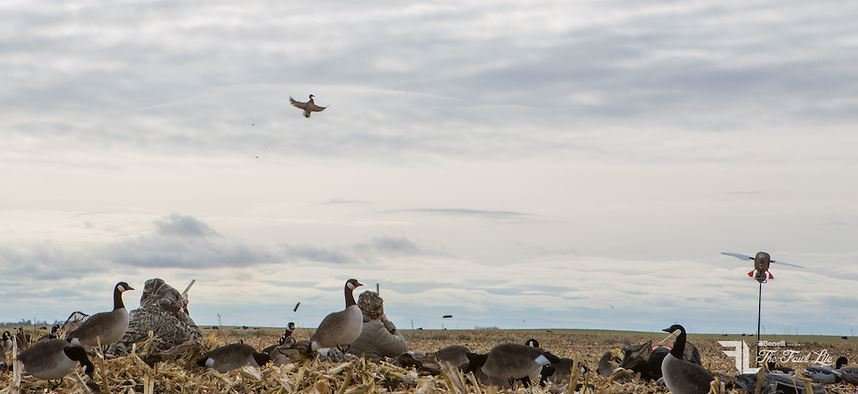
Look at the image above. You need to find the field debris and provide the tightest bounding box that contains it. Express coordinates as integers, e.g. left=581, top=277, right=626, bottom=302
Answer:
left=1, top=329, right=856, bottom=393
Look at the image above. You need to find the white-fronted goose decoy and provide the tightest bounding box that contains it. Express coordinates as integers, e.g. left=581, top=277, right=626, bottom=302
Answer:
left=661, top=324, right=713, bottom=394
left=310, top=278, right=364, bottom=353
left=197, top=343, right=271, bottom=373
left=66, top=282, right=134, bottom=349
left=16, top=339, right=94, bottom=380
left=435, top=345, right=471, bottom=370
left=481, top=343, right=553, bottom=387
left=290, top=94, right=327, bottom=118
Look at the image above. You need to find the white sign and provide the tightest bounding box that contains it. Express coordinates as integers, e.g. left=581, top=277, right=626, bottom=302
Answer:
left=719, top=340, right=758, bottom=374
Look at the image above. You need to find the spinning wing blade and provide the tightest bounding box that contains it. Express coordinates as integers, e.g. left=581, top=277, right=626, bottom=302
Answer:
left=721, top=252, right=754, bottom=260
left=771, top=260, right=804, bottom=268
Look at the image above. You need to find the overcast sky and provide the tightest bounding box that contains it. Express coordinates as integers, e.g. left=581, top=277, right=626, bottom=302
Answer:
left=2, top=0, right=857, bottom=335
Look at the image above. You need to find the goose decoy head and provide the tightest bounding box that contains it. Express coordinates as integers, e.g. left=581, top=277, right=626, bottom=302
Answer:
left=662, top=324, right=685, bottom=334
left=525, top=338, right=540, bottom=348
left=345, top=278, right=364, bottom=290
left=253, top=352, right=271, bottom=366
left=115, top=282, right=135, bottom=292
left=287, top=322, right=296, bottom=331
left=1, top=331, right=9, bottom=340
left=837, top=356, right=848, bottom=369
left=309, top=94, right=315, bottom=99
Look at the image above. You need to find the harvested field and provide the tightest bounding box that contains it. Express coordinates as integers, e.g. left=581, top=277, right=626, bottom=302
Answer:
left=2, top=327, right=857, bottom=393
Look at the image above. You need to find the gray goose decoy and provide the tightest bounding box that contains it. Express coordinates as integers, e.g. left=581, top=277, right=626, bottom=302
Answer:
left=66, top=281, right=134, bottom=349
left=805, top=355, right=849, bottom=384
left=736, top=371, right=826, bottom=394
left=435, top=345, right=471, bottom=370
left=310, top=278, right=364, bottom=353
left=661, top=324, right=713, bottom=394
left=481, top=343, right=553, bottom=387
left=197, top=343, right=270, bottom=373
left=289, top=94, right=327, bottom=118
left=16, top=339, right=93, bottom=380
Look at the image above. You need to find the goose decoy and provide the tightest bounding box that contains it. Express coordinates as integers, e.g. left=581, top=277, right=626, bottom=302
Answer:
left=1, top=331, right=12, bottom=353
left=736, top=371, right=826, bottom=394
left=289, top=94, right=327, bottom=118
left=197, top=343, right=271, bottom=373
left=804, top=355, right=849, bottom=384
left=37, top=325, right=61, bottom=342
left=525, top=338, right=540, bottom=348
left=16, top=339, right=94, bottom=380
left=481, top=343, right=553, bottom=388
left=66, top=282, right=134, bottom=349
left=310, top=278, right=364, bottom=353
left=834, top=356, right=858, bottom=384
left=661, top=324, right=713, bottom=394
left=597, top=350, right=621, bottom=377
left=435, top=345, right=471, bottom=370
left=262, top=322, right=298, bottom=354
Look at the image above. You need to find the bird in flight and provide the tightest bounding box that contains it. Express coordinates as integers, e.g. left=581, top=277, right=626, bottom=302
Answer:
left=290, top=94, right=327, bottom=118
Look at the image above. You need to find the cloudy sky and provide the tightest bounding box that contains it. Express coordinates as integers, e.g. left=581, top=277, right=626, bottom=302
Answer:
left=2, top=1, right=857, bottom=335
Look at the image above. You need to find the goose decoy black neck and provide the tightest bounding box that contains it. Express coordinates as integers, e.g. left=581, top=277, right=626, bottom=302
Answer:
left=63, top=346, right=94, bottom=378
left=662, top=324, right=687, bottom=358
left=113, top=281, right=134, bottom=310
left=344, top=278, right=363, bottom=307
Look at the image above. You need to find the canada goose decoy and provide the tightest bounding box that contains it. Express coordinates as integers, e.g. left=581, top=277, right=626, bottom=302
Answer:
left=1, top=331, right=13, bottom=355
left=197, top=343, right=271, bottom=373
left=435, top=345, right=471, bottom=370
left=310, top=279, right=364, bottom=354
left=262, top=322, right=298, bottom=354
left=481, top=343, right=553, bottom=388
left=736, top=371, right=827, bottom=394
left=598, top=351, right=618, bottom=376
left=37, top=325, right=61, bottom=342
left=833, top=356, right=858, bottom=384
left=289, top=94, right=327, bottom=118
left=16, top=339, right=94, bottom=380
left=66, top=282, right=134, bottom=349
left=661, top=324, right=713, bottom=394
left=804, top=355, right=849, bottom=384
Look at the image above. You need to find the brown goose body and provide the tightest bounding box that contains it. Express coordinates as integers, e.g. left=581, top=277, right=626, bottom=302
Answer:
left=310, top=279, right=364, bottom=351
left=482, top=343, right=551, bottom=382
left=198, top=343, right=270, bottom=373
left=66, top=282, right=133, bottom=348
left=17, top=339, right=93, bottom=380
left=436, top=345, right=470, bottom=369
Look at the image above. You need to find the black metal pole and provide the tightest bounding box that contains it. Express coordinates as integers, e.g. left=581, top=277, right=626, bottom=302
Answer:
left=756, top=282, right=762, bottom=366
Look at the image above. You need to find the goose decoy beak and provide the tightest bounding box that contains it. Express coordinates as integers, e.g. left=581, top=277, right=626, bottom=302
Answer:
left=661, top=327, right=673, bottom=333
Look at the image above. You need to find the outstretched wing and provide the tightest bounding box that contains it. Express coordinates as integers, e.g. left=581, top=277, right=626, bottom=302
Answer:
left=290, top=97, right=308, bottom=110
left=772, top=260, right=804, bottom=268
left=721, top=252, right=754, bottom=260
left=307, top=103, right=326, bottom=112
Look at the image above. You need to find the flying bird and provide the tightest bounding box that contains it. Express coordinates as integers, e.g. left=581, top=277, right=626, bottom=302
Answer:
left=290, top=95, right=327, bottom=118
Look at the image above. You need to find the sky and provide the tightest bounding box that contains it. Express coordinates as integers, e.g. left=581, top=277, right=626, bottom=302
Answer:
left=2, top=0, right=858, bottom=335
